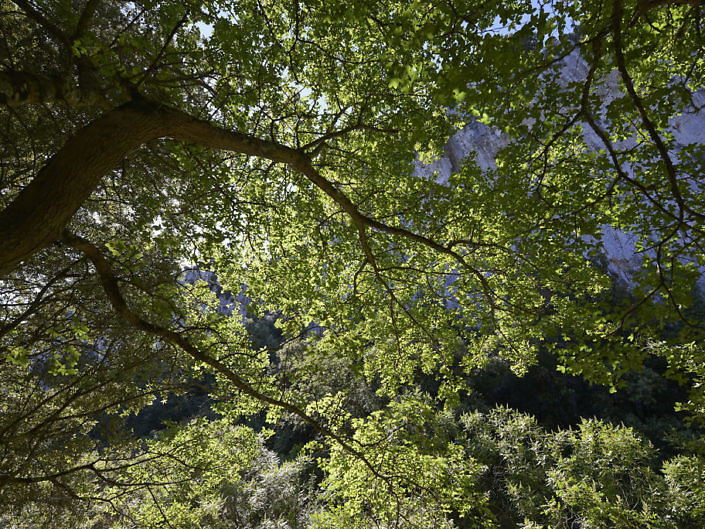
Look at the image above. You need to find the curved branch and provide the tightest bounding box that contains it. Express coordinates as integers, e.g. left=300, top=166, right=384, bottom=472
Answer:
left=612, top=0, right=705, bottom=222
left=72, top=0, right=101, bottom=41
left=12, top=0, right=70, bottom=48
left=0, top=95, right=492, bottom=304
left=0, top=100, right=167, bottom=274
left=0, top=70, right=94, bottom=107
left=0, top=99, right=302, bottom=275
left=60, top=230, right=382, bottom=478
left=1, top=93, right=496, bottom=339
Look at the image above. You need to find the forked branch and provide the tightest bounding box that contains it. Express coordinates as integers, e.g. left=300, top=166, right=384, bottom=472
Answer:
left=60, top=230, right=386, bottom=482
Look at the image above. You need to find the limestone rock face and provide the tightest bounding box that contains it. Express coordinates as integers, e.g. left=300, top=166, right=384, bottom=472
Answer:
left=413, top=121, right=509, bottom=185
left=414, top=52, right=705, bottom=291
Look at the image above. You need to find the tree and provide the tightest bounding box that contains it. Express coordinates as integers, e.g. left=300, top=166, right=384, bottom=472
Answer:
left=1, top=0, right=705, bottom=525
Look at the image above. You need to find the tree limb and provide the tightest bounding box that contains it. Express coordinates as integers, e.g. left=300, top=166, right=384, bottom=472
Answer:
left=12, top=0, right=70, bottom=48
left=0, top=96, right=493, bottom=298
left=60, top=230, right=384, bottom=480
left=612, top=0, right=705, bottom=222
left=0, top=70, right=89, bottom=107
left=0, top=99, right=303, bottom=275
left=72, top=0, right=101, bottom=41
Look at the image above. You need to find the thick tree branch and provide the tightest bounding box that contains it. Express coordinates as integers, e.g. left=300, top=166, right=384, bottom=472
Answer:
left=0, top=70, right=92, bottom=107
left=72, top=0, right=101, bottom=41
left=60, top=230, right=383, bottom=479
left=12, top=0, right=70, bottom=48
left=612, top=0, right=705, bottom=222
left=0, top=99, right=303, bottom=275
left=0, top=95, right=493, bottom=297
left=0, top=100, right=168, bottom=275
left=1, top=93, right=495, bottom=341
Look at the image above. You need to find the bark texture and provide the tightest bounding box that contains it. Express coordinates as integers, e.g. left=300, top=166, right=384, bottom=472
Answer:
left=0, top=100, right=169, bottom=275
left=0, top=70, right=112, bottom=108
left=0, top=99, right=311, bottom=276
left=1, top=95, right=416, bottom=277
left=0, top=71, right=71, bottom=107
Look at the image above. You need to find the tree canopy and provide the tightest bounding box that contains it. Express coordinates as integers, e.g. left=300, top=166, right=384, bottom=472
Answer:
left=1, top=0, right=705, bottom=527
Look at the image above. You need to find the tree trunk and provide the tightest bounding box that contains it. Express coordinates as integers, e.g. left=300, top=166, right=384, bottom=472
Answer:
left=0, top=100, right=174, bottom=275
left=0, top=99, right=306, bottom=276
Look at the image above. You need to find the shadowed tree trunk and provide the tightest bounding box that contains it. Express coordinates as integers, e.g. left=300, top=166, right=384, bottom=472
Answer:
left=0, top=98, right=306, bottom=276
left=0, top=100, right=169, bottom=275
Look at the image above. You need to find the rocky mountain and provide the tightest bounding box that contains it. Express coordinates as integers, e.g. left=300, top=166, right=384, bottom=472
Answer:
left=414, top=50, right=705, bottom=292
